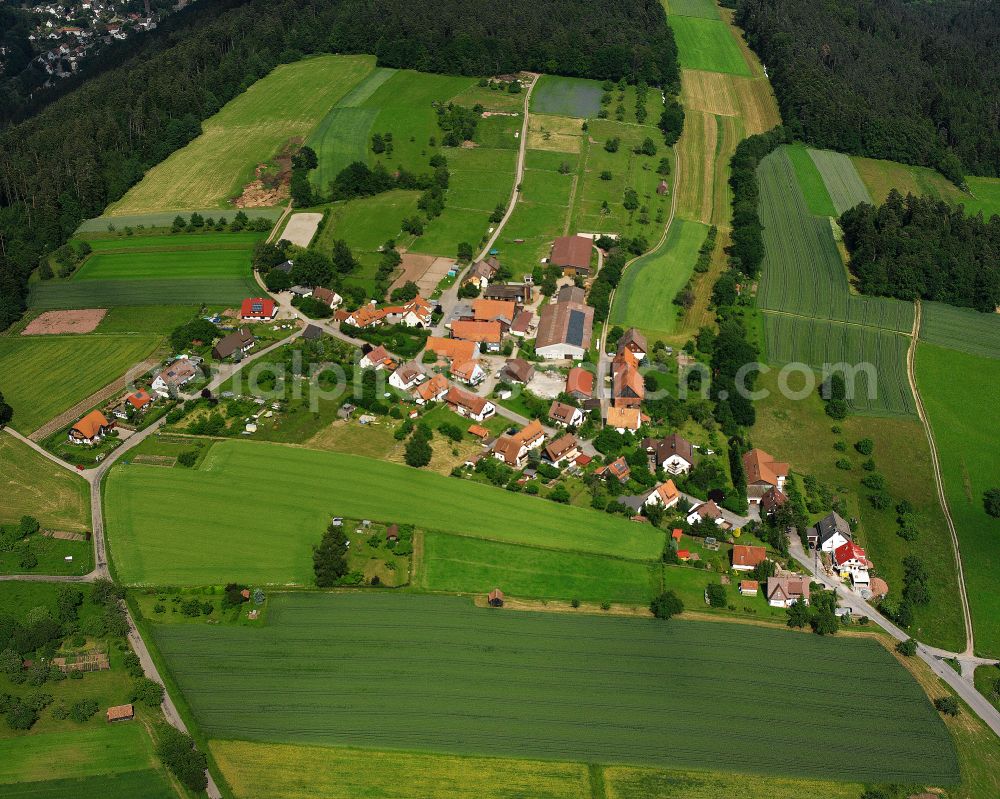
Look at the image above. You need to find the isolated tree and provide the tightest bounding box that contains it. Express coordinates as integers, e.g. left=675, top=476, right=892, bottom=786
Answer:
left=0, top=390, right=12, bottom=429
left=456, top=241, right=474, bottom=262
left=934, top=696, right=959, bottom=716
left=854, top=438, right=875, bottom=456
left=786, top=598, right=811, bottom=628
left=896, top=638, right=918, bottom=656
left=131, top=677, right=165, bottom=707
left=650, top=590, right=683, bottom=620
left=706, top=583, right=727, bottom=608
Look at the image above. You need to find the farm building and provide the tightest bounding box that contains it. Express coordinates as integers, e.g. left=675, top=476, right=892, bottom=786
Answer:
left=534, top=293, right=594, bottom=360
left=212, top=327, right=255, bottom=360
left=548, top=400, right=584, bottom=428
left=500, top=357, right=534, bottom=385
left=386, top=525, right=399, bottom=542
left=451, top=320, right=503, bottom=352
left=471, top=298, right=517, bottom=328
left=290, top=285, right=313, bottom=298
left=510, top=310, right=534, bottom=337
left=549, top=235, right=593, bottom=277
left=426, top=336, right=478, bottom=364
left=731, top=544, right=767, bottom=571
left=106, top=704, right=134, bottom=722
left=617, top=328, right=647, bottom=360
left=487, top=589, right=504, bottom=607
left=482, top=283, right=532, bottom=304
left=69, top=410, right=113, bottom=445
left=240, top=297, right=276, bottom=321
left=743, top=448, right=789, bottom=504
left=642, top=433, right=694, bottom=474
left=565, top=367, right=594, bottom=399
left=605, top=405, right=641, bottom=433
left=611, top=349, right=644, bottom=408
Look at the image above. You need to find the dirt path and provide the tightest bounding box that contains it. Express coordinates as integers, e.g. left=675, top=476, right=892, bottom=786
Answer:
left=28, top=356, right=161, bottom=442
left=906, top=299, right=974, bottom=656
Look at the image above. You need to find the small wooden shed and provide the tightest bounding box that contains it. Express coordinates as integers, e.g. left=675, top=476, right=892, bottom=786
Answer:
left=386, top=524, right=399, bottom=542
left=107, top=703, right=134, bottom=723
left=487, top=589, right=504, bottom=607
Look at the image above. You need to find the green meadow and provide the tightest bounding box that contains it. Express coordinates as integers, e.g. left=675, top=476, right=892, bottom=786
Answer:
left=916, top=344, right=1000, bottom=656
left=0, top=334, right=160, bottom=433
left=105, top=440, right=664, bottom=584
left=152, top=593, right=958, bottom=783
left=74, top=249, right=252, bottom=281
left=530, top=75, right=603, bottom=117
left=418, top=531, right=659, bottom=604
left=668, top=16, right=751, bottom=76
left=609, top=217, right=708, bottom=343
left=0, top=433, right=89, bottom=531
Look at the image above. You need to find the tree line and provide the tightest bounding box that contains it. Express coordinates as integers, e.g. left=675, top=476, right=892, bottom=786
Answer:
left=839, top=191, right=1000, bottom=312
left=735, top=0, right=1000, bottom=183
left=0, top=0, right=679, bottom=333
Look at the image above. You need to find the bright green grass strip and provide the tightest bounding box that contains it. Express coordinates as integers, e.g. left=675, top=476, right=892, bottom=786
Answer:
left=0, top=334, right=160, bottom=433
left=74, top=249, right=251, bottom=281
left=666, top=0, right=722, bottom=20
left=421, top=532, right=658, bottom=603
left=0, top=725, right=155, bottom=784
left=530, top=75, right=604, bottom=118
left=609, top=217, right=709, bottom=338
left=307, top=107, right=379, bottom=191
left=919, top=301, right=1000, bottom=359
left=1, top=771, right=175, bottom=799
left=151, top=592, right=959, bottom=783
left=28, top=276, right=257, bottom=309
left=786, top=144, right=837, bottom=217
left=916, top=344, right=1000, bottom=656
left=105, top=440, right=664, bottom=584
left=336, top=66, right=397, bottom=107
left=963, top=176, right=1000, bottom=220
left=668, top=16, right=751, bottom=76
left=84, top=232, right=262, bottom=252
left=807, top=148, right=872, bottom=215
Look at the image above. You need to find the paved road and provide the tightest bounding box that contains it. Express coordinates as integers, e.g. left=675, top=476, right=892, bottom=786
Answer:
left=789, top=537, right=1000, bottom=736
left=906, top=300, right=975, bottom=656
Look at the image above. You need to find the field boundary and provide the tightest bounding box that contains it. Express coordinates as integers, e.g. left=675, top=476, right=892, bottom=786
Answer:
left=907, top=300, right=973, bottom=656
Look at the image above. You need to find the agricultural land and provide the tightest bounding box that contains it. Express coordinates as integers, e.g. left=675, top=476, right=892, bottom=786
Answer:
left=153, top=593, right=958, bottom=782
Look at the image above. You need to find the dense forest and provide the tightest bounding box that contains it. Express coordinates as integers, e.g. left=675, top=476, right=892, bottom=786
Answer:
left=0, top=0, right=679, bottom=332
left=735, top=0, right=1000, bottom=182
left=840, top=192, right=1000, bottom=312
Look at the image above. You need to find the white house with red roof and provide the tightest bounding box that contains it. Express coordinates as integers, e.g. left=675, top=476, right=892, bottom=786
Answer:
left=240, top=297, right=276, bottom=321
left=833, top=541, right=872, bottom=587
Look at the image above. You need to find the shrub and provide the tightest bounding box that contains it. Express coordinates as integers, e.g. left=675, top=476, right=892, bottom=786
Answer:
left=854, top=438, right=874, bottom=456
left=570, top=599, right=580, bottom=608
left=705, top=583, right=726, bottom=608
left=177, top=450, right=198, bottom=468
left=6, top=701, right=38, bottom=730
left=934, top=696, right=959, bottom=716
left=69, top=698, right=99, bottom=723
left=835, top=458, right=852, bottom=470
left=896, top=638, right=918, bottom=656
left=131, top=677, right=165, bottom=707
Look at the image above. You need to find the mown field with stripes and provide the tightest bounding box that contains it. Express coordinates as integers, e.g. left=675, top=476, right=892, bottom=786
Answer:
left=919, top=301, right=1000, bottom=359
left=153, top=593, right=958, bottom=783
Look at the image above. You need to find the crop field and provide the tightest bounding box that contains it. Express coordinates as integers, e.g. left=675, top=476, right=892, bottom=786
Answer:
left=530, top=75, right=603, bottom=118
left=74, top=249, right=251, bottom=281
left=107, top=54, right=377, bottom=214
left=28, top=277, right=256, bottom=309
left=668, top=16, right=751, bottom=77
left=919, top=300, right=1000, bottom=359
left=105, top=440, right=663, bottom=584
left=212, top=740, right=590, bottom=799
left=83, top=232, right=262, bottom=252
left=0, top=334, right=160, bottom=433
left=153, top=592, right=958, bottom=782
left=417, top=532, right=658, bottom=604
left=807, top=148, right=871, bottom=214
left=674, top=110, right=741, bottom=225
left=94, top=305, right=199, bottom=335
left=0, top=725, right=157, bottom=786
left=917, top=344, right=1000, bottom=656
left=610, top=218, right=708, bottom=342
left=756, top=148, right=913, bottom=332
left=605, top=766, right=862, bottom=799
left=666, top=0, right=721, bottom=20
left=76, top=207, right=284, bottom=233
left=785, top=143, right=836, bottom=217
left=3, top=771, right=176, bottom=799
left=763, top=314, right=915, bottom=416
left=0, top=434, right=89, bottom=531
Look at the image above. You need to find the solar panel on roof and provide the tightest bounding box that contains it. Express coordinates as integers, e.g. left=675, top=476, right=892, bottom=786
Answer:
left=566, top=309, right=585, bottom=346
left=251, top=302, right=263, bottom=313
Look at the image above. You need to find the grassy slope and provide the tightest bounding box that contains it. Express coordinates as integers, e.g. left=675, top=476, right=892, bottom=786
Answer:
left=752, top=368, right=964, bottom=651
left=0, top=434, right=90, bottom=530
left=418, top=531, right=658, bottom=604
left=609, top=217, right=708, bottom=342
left=105, top=440, right=664, bottom=584
left=0, top=334, right=160, bottom=433
left=668, top=16, right=752, bottom=77
left=915, top=344, right=1000, bottom=656
left=108, top=54, right=376, bottom=214
left=151, top=593, right=957, bottom=782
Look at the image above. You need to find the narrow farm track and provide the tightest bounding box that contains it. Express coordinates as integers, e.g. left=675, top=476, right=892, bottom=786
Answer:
left=906, top=300, right=975, bottom=658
